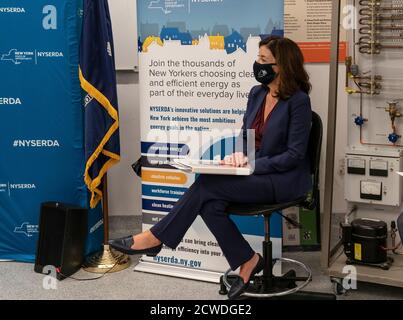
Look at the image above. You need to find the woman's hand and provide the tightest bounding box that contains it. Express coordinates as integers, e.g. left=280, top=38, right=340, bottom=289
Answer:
left=219, top=152, right=249, bottom=167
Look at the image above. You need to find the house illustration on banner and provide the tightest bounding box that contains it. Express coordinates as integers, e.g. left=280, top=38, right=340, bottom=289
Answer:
left=191, top=28, right=209, bottom=40
left=142, top=36, right=163, bottom=52
left=138, top=37, right=143, bottom=52
left=160, top=27, right=192, bottom=45
left=208, top=35, right=225, bottom=50
left=271, top=27, right=284, bottom=37
left=224, top=30, right=246, bottom=54
left=139, top=22, right=160, bottom=41
left=260, top=27, right=285, bottom=40
left=211, top=24, right=230, bottom=37
left=166, top=21, right=187, bottom=33
left=240, top=27, right=261, bottom=41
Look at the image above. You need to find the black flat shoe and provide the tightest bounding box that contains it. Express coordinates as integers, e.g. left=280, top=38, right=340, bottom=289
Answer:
left=108, top=236, right=163, bottom=257
left=228, top=253, right=265, bottom=300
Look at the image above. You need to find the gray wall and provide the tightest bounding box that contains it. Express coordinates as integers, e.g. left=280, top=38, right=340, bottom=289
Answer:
left=107, top=72, right=142, bottom=216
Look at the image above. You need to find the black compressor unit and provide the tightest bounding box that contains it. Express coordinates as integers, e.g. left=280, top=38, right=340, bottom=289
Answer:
left=340, top=218, right=393, bottom=270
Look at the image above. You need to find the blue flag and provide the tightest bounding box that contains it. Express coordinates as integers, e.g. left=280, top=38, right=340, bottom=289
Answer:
left=79, top=0, right=120, bottom=208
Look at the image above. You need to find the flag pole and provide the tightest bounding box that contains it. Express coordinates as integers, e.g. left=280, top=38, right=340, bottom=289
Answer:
left=102, top=173, right=110, bottom=243
left=83, top=174, right=130, bottom=273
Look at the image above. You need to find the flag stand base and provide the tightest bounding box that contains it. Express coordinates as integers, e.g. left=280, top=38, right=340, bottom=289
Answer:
left=82, top=244, right=130, bottom=273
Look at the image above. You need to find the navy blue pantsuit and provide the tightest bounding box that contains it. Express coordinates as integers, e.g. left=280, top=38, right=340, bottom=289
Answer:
left=151, top=86, right=313, bottom=271
left=151, top=174, right=276, bottom=270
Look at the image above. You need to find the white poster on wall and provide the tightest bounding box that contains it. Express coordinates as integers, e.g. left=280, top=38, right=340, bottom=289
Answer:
left=135, top=0, right=284, bottom=283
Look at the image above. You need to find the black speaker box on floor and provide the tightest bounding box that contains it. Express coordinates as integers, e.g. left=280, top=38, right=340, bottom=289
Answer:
left=34, top=202, right=88, bottom=280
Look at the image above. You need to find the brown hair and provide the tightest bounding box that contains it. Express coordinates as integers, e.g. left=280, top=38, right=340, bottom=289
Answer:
left=259, top=36, right=311, bottom=100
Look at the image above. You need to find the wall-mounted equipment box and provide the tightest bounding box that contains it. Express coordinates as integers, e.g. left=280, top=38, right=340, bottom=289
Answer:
left=344, top=149, right=403, bottom=207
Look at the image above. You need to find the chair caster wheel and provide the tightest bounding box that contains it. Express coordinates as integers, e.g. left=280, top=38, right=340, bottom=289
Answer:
left=219, top=288, right=228, bottom=295
left=331, top=278, right=347, bottom=296
left=219, top=276, right=228, bottom=295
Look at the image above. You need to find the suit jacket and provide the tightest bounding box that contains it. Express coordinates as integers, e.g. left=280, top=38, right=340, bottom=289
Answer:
left=241, top=85, right=312, bottom=203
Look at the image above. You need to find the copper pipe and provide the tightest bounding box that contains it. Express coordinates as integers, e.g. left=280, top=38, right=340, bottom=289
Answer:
left=345, top=56, right=352, bottom=88
left=360, top=25, right=403, bottom=32
left=359, top=111, right=403, bottom=147
left=360, top=9, right=403, bottom=16
left=378, top=35, right=403, bottom=40
left=378, top=25, right=403, bottom=31
left=359, top=45, right=381, bottom=54
left=360, top=16, right=403, bottom=25
left=357, top=81, right=382, bottom=89
left=351, top=74, right=382, bottom=81
left=359, top=26, right=377, bottom=34
left=359, top=43, right=403, bottom=54
left=359, top=1, right=403, bottom=10
left=358, top=0, right=380, bottom=6
left=382, top=44, right=403, bottom=48
left=375, top=16, right=403, bottom=20
left=376, top=7, right=403, bottom=11
left=381, top=243, right=401, bottom=251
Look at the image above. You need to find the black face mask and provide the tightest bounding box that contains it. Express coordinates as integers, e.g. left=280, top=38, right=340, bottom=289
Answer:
left=253, top=61, right=277, bottom=85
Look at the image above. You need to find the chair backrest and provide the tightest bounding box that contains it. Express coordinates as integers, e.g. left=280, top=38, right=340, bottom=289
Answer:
left=302, top=111, right=323, bottom=211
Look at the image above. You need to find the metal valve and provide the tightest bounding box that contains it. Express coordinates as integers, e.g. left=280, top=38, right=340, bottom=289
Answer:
left=385, top=101, right=402, bottom=144
left=388, top=133, right=401, bottom=144
left=385, top=100, right=402, bottom=122
left=354, top=116, right=367, bottom=127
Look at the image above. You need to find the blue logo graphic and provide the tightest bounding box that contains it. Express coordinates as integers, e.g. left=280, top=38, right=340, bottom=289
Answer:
left=148, top=0, right=187, bottom=15
left=160, top=27, right=192, bottom=45
left=1, top=49, right=35, bottom=65
left=0, top=183, right=8, bottom=195
left=14, top=222, right=39, bottom=238
left=1, top=49, right=22, bottom=64
left=1, top=49, right=64, bottom=65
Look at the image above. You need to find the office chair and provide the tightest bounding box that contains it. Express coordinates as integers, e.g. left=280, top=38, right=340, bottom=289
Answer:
left=219, top=111, right=336, bottom=300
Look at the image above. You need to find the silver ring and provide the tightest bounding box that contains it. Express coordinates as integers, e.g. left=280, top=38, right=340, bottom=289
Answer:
left=222, top=257, right=312, bottom=298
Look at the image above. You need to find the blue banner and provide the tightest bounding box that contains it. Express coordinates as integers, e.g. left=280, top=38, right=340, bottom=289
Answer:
left=0, top=0, right=103, bottom=262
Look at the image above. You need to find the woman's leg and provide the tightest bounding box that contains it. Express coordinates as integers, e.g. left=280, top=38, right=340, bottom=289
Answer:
left=194, top=174, right=275, bottom=276
left=199, top=199, right=255, bottom=271
left=149, top=177, right=204, bottom=248
left=130, top=179, right=203, bottom=250
left=133, top=173, right=275, bottom=270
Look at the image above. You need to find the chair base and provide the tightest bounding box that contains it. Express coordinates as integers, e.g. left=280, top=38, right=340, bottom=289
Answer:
left=220, top=269, right=298, bottom=294
left=227, top=290, right=337, bottom=301
left=220, top=257, right=315, bottom=299
left=219, top=274, right=336, bottom=300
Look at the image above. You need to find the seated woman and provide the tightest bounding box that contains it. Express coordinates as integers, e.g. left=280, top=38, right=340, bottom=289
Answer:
left=110, top=36, right=313, bottom=300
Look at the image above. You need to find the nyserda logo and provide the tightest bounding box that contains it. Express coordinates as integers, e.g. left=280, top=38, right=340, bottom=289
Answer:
left=0, top=182, right=37, bottom=197
left=1, top=49, right=64, bottom=65
left=0, top=97, right=22, bottom=105
left=0, top=7, right=26, bottom=13
left=37, top=51, right=64, bottom=58
left=10, top=184, right=36, bottom=190
left=13, top=140, right=60, bottom=148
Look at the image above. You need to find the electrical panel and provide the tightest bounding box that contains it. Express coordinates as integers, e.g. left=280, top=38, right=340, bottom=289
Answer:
left=345, top=150, right=403, bottom=206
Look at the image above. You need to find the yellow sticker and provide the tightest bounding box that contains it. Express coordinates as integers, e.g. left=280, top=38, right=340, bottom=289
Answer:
left=354, top=243, right=362, bottom=261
